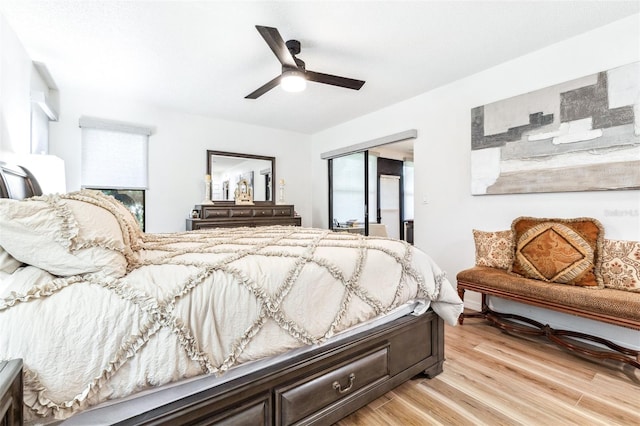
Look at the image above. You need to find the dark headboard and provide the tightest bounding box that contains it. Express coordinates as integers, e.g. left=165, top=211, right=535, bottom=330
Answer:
left=0, top=163, right=43, bottom=199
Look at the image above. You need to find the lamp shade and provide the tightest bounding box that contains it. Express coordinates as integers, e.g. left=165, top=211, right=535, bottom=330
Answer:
left=281, top=69, right=307, bottom=92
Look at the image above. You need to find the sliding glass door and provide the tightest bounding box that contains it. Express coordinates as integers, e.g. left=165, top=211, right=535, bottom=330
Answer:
left=324, top=135, right=415, bottom=240
left=328, top=152, right=368, bottom=235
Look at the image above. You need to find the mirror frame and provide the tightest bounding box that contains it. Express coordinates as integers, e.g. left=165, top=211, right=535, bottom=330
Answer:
left=206, top=150, right=276, bottom=204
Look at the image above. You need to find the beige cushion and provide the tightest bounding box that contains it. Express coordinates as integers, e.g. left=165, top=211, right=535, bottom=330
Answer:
left=601, top=239, right=640, bottom=293
left=0, top=195, right=129, bottom=277
left=472, top=229, right=513, bottom=270
left=510, top=217, right=604, bottom=288
left=457, top=266, right=639, bottom=325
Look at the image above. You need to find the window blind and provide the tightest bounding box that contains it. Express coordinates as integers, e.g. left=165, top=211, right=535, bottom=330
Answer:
left=80, top=117, right=152, bottom=189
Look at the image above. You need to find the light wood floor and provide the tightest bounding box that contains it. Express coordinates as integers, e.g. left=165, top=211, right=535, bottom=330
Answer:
left=336, top=318, right=640, bottom=426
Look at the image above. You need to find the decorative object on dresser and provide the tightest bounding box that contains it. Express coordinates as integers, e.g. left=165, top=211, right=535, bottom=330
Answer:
left=277, top=178, right=286, bottom=204
left=202, top=174, right=214, bottom=205
left=186, top=202, right=301, bottom=230
left=234, top=178, right=254, bottom=205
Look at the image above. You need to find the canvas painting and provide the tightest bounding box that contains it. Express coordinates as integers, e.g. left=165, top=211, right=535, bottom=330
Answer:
left=471, top=62, right=640, bottom=195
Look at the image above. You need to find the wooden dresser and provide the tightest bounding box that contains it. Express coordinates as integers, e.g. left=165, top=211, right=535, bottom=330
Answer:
left=186, top=202, right=301, bottom=230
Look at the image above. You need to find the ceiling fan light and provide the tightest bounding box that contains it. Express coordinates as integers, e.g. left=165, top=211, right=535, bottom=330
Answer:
left=281, top=70, right=307, bottom=92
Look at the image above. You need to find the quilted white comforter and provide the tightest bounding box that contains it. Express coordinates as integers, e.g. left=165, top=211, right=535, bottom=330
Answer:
left=0, top=225, right=462, bottom=421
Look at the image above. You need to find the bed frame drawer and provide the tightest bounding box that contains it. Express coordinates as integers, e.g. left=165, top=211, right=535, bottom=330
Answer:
left=275, top=346, right=389, bottom=425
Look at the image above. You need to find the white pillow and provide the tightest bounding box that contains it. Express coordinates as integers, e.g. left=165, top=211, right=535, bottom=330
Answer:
left=0, top=195, right=128, bottom=277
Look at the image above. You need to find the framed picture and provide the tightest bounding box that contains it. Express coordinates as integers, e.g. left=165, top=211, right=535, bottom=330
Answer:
left=471, top=61, right=640, bottom=195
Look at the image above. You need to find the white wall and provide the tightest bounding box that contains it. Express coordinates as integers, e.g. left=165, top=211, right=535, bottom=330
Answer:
left=49, top=88, right=312, bottom=232
left=0, top=14, right=66, bottom=191
left=311, top=15, right=640, bottom=348
left=0, top=13, right=31, bottom=155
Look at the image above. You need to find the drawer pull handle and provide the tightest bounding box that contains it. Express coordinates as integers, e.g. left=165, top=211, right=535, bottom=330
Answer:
left=332, top=373, right=356, bottom=394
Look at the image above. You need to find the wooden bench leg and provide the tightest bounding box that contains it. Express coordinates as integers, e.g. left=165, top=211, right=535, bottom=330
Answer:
left=457, top=287, right=489, bottom=325
left=457, top=287, right=465, bottom=325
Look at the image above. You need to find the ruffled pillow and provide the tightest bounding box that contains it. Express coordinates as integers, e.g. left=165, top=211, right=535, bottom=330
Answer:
left=0, top=194, right=130, bottom=277
left=65, top=190, right=144, bottom=251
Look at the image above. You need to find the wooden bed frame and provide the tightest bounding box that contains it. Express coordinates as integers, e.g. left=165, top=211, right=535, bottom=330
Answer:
left=0, top=163, right=447, bottom=425
left=0, top=163, right=42, bottom=200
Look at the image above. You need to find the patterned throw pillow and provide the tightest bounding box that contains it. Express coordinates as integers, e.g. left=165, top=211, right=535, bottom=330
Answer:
left=472, top=229, right=514, bottom=270
left=510, top=217, right=604, bottom=287
left=601, top=239, right=640, bottom=293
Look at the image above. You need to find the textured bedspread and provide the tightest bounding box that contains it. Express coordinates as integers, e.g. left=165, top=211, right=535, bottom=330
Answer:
left=0, top=225, right=462, bottom=421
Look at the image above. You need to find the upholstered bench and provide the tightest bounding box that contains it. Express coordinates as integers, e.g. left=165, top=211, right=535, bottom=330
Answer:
left=457, top=217, right=640, bottom=369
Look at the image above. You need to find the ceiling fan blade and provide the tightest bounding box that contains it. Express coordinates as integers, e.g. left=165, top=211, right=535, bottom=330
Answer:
left=255, top=25, right=298, bottom=69
left=245, top=75, right=282, bottom=99
left=306, top=71, right=365, bottom=90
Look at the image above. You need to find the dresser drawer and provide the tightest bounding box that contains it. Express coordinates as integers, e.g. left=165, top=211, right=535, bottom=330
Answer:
left=230, top=208, right=253, bottom=217
left=252, top=208, right=274, bottom=218
left=202, top=208, right=229, bottom=219
left=273, top=207, right=293, bottom=217
left=276, top=347, right=389, bottom=425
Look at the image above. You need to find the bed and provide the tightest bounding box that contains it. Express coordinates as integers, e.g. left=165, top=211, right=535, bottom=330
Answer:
left=0, top=162, right=463, bottom=425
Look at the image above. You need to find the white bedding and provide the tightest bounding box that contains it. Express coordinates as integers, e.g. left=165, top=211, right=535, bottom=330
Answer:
left=0, top=191, right=463, bottom=422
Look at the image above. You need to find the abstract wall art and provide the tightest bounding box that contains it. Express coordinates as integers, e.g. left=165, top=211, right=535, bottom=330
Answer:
left=471, top=61, right=640, bottom=195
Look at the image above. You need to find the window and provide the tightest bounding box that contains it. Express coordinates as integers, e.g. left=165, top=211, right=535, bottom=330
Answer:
left=93, top=189, right=145, bottom=230
left=79, top=117, right=152, bottom=231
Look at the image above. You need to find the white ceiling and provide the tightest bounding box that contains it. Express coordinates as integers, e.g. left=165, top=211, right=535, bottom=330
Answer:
left=1, top=1, right=638, bottom=134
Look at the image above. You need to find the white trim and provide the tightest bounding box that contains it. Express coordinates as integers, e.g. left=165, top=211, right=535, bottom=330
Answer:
left=79, top=116, right=154, bottom=136
left=320, top=129, right=417, bottom=160
left=30, top=91, right=58, bottom=121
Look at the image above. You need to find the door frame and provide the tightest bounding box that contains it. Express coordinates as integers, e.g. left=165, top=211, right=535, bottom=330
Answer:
left=327, top=151, right=369, bottom=236
left=376, top=158, right=404, bottom=240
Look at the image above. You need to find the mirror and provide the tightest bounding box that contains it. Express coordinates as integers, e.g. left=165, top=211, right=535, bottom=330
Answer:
left=207, top=150, right=275, bottom=203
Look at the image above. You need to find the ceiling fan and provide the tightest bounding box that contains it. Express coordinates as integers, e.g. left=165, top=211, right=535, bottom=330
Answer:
left=245, top=25, right=365, bottom=99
